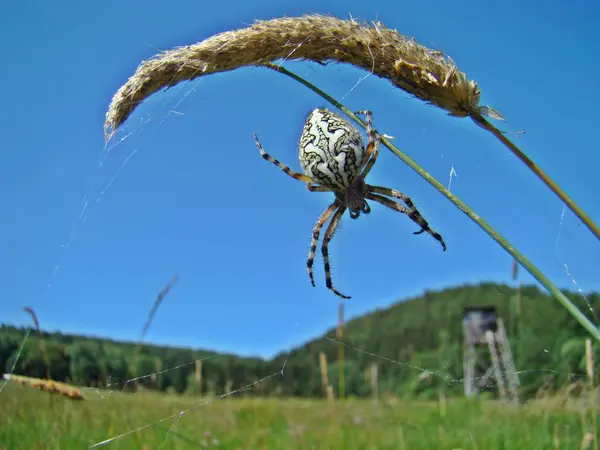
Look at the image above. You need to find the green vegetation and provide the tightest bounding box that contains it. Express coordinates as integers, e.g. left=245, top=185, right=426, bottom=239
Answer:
left=1, top=381, right=597, bottom=449
left=1, top=282, right=599, bottom=449
left=2, top=283, right=598, bottom=400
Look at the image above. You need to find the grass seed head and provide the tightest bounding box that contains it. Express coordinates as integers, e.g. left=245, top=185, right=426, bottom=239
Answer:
left=105, top=14, right=492, bottom=141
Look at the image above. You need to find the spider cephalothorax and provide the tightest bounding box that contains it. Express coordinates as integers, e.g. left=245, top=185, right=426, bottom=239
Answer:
left=253, top=108, right=446, bottom=299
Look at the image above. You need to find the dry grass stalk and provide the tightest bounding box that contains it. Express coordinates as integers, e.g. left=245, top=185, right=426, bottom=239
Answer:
left=369, top=363, right=378, bottom=402
left=138, top=274, right=180, bottom=344
left=585, top=339, right=594, bottom=383
left=583, top=339, right=599, bottom=450
left=23, top=307, right=40, bottom=331
left=23, top=306, right=50, bottom=380
left=318, top=351, right=335, bottom=405
left=195, top=359, right=202, bottom=396
left=104, top=14, right=493, bottom=141
left=3, top=374, right=84, bottom=400
left=337, top=302, right=345, bottom=400
left=128, top=275, right=179, bottom=389
left=581, top=432, right=594, bottom=450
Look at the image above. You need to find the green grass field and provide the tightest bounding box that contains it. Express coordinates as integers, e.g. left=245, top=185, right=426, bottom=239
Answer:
left=0, top=382, right=597, bottom=450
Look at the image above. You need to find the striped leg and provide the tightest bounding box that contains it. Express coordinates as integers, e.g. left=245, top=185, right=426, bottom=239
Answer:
left=307, top=202, right=338, bottom=287
left=321, top=206, right=350, bottom=299
left=369, top=185, right=421, bottom=216
left=253, top=133, right=314, bottom=184
left=366, top=192, right=446, bottom=251
left=354, top=110, right=381, bottom=178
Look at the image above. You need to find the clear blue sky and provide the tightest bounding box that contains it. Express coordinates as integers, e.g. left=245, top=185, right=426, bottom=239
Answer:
left=2, top=0, right=599, bottom=359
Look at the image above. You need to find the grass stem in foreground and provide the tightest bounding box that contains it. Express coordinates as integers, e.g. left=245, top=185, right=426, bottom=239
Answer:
left=470, top=113, right=600, bottom=243
left=264, top=62, right=600, bottom=343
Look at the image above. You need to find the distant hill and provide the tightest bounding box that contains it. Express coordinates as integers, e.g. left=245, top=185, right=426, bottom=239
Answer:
left=2, top=282, right=598, bottom=400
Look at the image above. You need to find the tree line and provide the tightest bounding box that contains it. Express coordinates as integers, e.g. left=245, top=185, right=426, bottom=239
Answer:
left=2, top=282, right=598, bottom=400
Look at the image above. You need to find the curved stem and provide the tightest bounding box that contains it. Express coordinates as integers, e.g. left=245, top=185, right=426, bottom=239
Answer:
left=471, top=113, right=600, bottom=243
left=263, top=62, right=600, bottom=343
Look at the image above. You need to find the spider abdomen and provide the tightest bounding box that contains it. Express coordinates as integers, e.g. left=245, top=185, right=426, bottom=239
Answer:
left=299, top=108, right=365, bottom=190
left=253, top=106, right=446, bottom=300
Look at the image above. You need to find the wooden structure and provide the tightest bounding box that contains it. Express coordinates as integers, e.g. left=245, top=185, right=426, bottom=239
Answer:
left=463, top=307, right=520, bottom=402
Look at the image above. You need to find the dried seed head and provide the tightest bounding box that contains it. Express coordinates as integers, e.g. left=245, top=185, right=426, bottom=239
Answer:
left=104, top=14, right=499, bottom=141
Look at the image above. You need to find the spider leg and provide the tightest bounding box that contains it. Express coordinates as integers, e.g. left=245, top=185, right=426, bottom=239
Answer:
left=366, top=192, right=447, bottom=251
left=307, top=202, right=339, bottom=288
left=321, top=206, right=350, bottom=299
left=354, top=110, right=381, bottom=179
left=369, top=185, right=420, bottom=210
left=253, top=133, right=314, bottom=184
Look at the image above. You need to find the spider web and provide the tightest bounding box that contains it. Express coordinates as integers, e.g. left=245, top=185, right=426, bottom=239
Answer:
left=2, top=45, right=599, bottom=450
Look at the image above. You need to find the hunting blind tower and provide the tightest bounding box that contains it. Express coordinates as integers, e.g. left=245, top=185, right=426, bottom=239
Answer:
left=462, top=307, right=520, bottom=402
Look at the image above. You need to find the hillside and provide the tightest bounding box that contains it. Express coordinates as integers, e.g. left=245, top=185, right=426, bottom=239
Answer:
left=2, top=282, right=598, bottom=400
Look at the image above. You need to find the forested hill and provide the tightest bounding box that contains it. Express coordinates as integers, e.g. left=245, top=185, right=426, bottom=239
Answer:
left=2, top=282, right=598, bottom=399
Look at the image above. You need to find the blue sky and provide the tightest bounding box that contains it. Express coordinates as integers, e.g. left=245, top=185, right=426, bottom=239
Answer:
left=2, top=0, right=599, bottom=359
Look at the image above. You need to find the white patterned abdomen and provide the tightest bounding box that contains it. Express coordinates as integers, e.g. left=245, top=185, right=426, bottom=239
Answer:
left=298, top=109, right=365, bottom=190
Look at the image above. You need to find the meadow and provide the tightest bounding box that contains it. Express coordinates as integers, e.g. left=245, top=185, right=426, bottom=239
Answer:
left=1, top=382, right=597, bottom=450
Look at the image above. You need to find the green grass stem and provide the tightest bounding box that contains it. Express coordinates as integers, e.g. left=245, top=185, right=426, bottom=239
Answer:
left=264, top=62, right=600, bottom=344
left=470, top=113, right=600, bottom=243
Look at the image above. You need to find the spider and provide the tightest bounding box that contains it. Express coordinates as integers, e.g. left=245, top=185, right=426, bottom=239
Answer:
left=253, top=108, right=446, bottom=299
